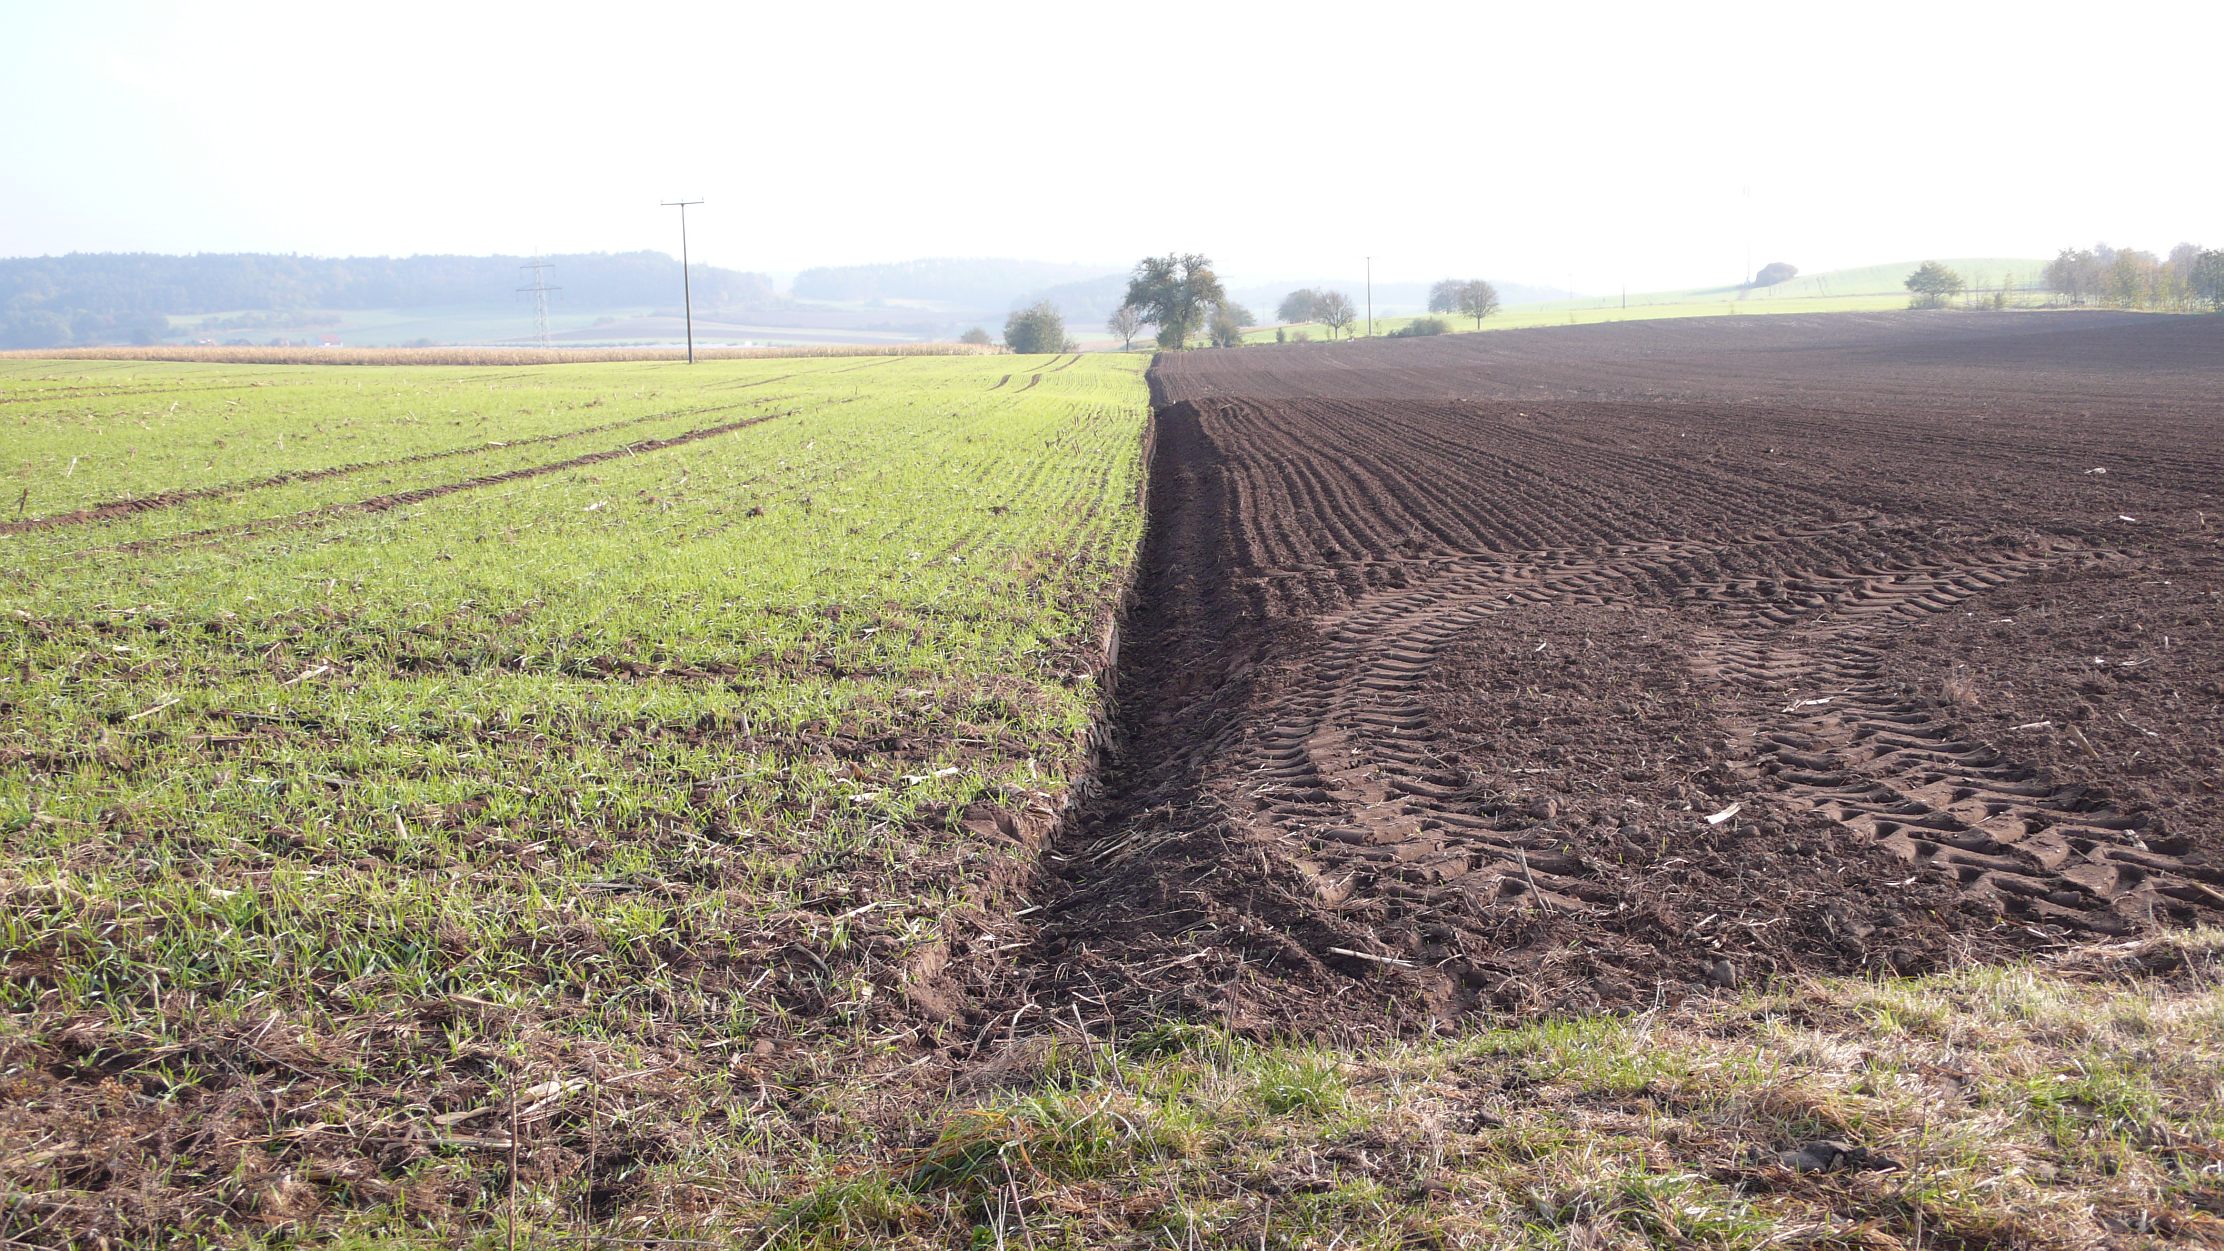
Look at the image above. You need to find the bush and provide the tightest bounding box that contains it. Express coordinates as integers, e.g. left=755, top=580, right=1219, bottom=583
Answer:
left=1389, top=317, right=1449, bottom=338
left=958, top=327, right=992, bottom=346
left=1905, top=261, right=1966, bottom=310
left=1002, top=302, right=1066, bottom=354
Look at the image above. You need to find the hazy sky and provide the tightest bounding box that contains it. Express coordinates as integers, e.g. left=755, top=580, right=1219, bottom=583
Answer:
left=5, top=1, right=2217, bottom=293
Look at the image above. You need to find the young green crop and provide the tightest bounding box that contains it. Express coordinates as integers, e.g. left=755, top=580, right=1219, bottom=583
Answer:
left=0, top=350, right=1148, bottom=1244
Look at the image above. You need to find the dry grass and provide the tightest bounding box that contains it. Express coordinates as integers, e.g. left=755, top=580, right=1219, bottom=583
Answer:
left=729, top=931, right=2224, bottom=1250
left=0, top=342, right=1005, bottom=366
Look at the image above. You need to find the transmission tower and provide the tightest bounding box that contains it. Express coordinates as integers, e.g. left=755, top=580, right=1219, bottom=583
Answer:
left=517, top=258, right=560, bottom=349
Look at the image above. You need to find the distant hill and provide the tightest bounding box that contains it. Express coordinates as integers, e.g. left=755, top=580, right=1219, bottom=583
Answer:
left=1583, top=258, right=2052, bottom=309
left=0, top=251, right=777, bottom=349
left=1025, top=273, right=1133, bottom=328
left=791, top=258, right=1117, bottom=310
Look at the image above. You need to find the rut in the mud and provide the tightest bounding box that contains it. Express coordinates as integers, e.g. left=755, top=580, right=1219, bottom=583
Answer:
left=1000, top=313, right=2224, bottom=1037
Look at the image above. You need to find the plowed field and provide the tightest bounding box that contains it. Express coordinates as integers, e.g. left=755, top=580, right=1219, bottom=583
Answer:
left=1023, top=312, right=2224, bottom=1032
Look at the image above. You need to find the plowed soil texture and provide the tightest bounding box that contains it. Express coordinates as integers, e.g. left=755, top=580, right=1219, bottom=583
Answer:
left=1006, top=311, right=2224, bottom=1036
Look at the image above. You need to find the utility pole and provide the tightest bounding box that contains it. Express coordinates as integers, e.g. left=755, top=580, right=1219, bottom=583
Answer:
left=1365, top=256, right=1373, bottom=337
left=1741, top=184, right=1753, bottom=288
left=517, top=258, right=559, bottom=350
left=660, top=199, right=703, bottom=363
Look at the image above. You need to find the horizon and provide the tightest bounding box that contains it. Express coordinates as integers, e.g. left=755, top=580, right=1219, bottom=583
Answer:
left=5, top=2, right=2217, bottom=295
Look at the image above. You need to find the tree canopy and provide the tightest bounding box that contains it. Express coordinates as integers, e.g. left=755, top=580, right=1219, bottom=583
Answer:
left=0, top=251, right=776, bottom=349
left=1904, top=262, right=1966, bottom=309
left=1124, top=254, right=1227, bottom=349
left=2195, top=250, right=2224, bottom=313
left=1002, top=301, right=1067, bottom=353
left=1277, top=289, right=1322, bottom=323
left=1753, top=261, right=1799, bottom=286
left=1454, top=279, right=1499, bottom=328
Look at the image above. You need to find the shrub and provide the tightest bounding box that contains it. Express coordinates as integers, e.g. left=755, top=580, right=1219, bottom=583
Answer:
left=1002, top=302, right=1066, bottom=353
left=1390, top=317, right=1449, bottom=338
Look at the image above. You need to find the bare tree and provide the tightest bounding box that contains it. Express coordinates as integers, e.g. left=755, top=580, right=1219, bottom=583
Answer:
left=1315, top=291, right=1357, bottom=338
left=1106, top=304, right=1145, bottom=350
left=1456, top=279, right=1500, bottom=328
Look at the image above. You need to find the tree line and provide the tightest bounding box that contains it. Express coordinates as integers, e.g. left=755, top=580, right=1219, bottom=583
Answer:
left=0, top=251, right=777, bottom=349
left=1903, top=247, right=2224, bottom=312
left=2042, top=244, right=2224, bottom=311
left=997, top=258, right=1512, bottom=352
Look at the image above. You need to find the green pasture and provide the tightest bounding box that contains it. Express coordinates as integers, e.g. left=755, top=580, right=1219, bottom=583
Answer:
left=1246, top=257, right=2055, bottom=343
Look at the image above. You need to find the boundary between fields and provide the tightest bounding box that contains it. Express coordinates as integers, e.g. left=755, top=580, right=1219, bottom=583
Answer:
left=895, top=358, right=1169, bottom=1021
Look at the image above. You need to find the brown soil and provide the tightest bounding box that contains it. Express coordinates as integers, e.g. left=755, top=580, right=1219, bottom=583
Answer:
left=1011, top=312, right=2224, bottom=1035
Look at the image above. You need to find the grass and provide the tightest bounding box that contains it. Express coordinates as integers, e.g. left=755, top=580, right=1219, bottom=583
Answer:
left=1244, top=258, right=2059, bottom=344
left=0, top=349, right=1148, bottom=1245
left=750, top=933, right=2224, bottom=1250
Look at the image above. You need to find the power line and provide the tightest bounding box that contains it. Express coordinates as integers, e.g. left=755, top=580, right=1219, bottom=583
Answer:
left=660, top=199, right=704, bottom=364
left=516, top=258, right=560, bottom=350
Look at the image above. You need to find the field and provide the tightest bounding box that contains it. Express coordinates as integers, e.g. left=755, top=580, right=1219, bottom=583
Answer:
left=0, top=342, right=996, bottom=368
left=160, top=306, right=935, bottom=351
left=0, top=351, right=1152, bottom=1244
left=1085, top=312, right=2224, bottom=1020
left=6, top=314, right=2224, bottom=1248
left=1248, top=258, right=2056, bottom=343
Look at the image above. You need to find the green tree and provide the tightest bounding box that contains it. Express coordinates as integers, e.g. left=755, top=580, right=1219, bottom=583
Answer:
left=1753, top=261, right=1799, bottom=286
left=957, top=327, right=992, bottom=346
left=1427, top=279, right=1463, bottom=314
left=1208, top=308, right=1247, bottom=347
left=1904, top=261, right=1965, bottom=309
left=2194, top=250, right=2224, bottom=312
left=1277, top=288, right=1321, bottom=323
left=1456, top=279, right=1500, bottom=328
left=1002, top=301, right=1066, bottom=353
left=1125, top=253, right=1227, bottom=349
left=2043, top=247, right=2105, bottom=305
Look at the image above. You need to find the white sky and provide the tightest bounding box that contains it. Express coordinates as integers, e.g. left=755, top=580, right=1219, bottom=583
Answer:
left=4, top=0, right=2218, bottom=294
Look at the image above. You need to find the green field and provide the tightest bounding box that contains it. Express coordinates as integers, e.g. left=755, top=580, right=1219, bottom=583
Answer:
left=165, top=304, right=929, bottom=349
left=0, top=352, right=1149, bottom=1244
left=1247, top=258, right=2055, bottom=343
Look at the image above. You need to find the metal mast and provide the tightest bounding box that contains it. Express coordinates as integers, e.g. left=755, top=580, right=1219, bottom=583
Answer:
left=517, top=258, right=559, bottom=350
left=660, top=199, right=704, bottom=363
